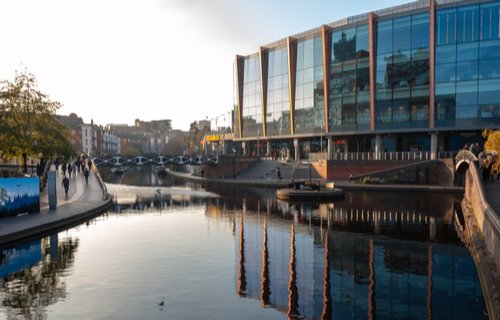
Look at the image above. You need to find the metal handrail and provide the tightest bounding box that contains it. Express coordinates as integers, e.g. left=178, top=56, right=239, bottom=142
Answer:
left=310, top=151, right=457, bottom=161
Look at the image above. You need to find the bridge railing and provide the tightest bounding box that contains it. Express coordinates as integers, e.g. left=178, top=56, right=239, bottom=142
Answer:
left=310, top=151, right=457, bottom=161
left=92, top=155, right=219, bottom=166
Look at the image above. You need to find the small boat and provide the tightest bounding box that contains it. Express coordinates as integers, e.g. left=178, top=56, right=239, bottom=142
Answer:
left=276, top=181, right=344, bottom=201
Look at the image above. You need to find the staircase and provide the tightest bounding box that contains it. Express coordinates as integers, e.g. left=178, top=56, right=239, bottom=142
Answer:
left=236, top=160, right=322, bottom=181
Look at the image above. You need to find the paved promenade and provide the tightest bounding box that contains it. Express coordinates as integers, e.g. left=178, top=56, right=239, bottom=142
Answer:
left=0, top=168, right=112, bottom=246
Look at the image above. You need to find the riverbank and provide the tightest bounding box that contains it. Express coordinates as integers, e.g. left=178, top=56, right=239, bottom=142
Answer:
left=165, top=168, right=465, bottom=193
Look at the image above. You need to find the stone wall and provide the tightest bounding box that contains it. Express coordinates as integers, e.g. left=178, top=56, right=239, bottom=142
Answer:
left=316, top=159, right=454, bottom=185
left=462, top=162, right=500, bottom=319
left=464, top=163, right=500, bottom=270
left=203, top=156, right=257, bottom=179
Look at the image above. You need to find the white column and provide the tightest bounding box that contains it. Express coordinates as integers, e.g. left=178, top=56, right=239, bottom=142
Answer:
left=294, top=139, right=299, bottom=161
left=430, top=133, right=438, bottom=160
left=375, top=134, right=382, bottom=160
left=327, top=137, right=333, bottom=160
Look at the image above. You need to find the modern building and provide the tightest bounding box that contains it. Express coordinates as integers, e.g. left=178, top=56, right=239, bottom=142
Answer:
left=233, top=0, right=500, bottom=160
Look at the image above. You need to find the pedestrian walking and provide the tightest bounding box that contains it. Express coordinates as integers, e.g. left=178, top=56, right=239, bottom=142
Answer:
left=68, top=163, right=73, bottom=178
left=61, top=163, right=67, bottom=176
left=84, top=166, right=89, bottom=184
left=277, top=168, right=282, bottom=182
left=62, top=175, right=70, bottom=196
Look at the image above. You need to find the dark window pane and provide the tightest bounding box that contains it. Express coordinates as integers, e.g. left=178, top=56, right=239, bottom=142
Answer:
left=343, top=28, right=357, bottom=61
left=456, top=61, right=479, bottom=81
left=457, top=42, right=478, bottom=62
left=436, top=45, right=456, bottom=64
left=479, top=58, right=500, bottom=79
left=435, top=63, right=456, bottom=83
left=332, top=31, right=343, bottom=63
left=479, top=39, right=500, bottom=60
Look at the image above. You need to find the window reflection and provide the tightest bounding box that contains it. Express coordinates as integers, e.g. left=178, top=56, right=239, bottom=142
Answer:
left=375, top=13, right=430, bottom=129
left=295, top=36, right=324, bottom=134
left=242, top=55, right=262, bottom=138
left=330, top=24, right=370, bottom=131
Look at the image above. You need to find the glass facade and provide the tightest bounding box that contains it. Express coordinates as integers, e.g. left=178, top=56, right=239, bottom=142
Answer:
left=241, top=54, right=262, bottom=138
left=330, top=24, right=370, bottom=131
left=436, top=1, right=500, bottom=128
left=375, top=13, right=430, bottom=130
left=294, top=36, right=324, bottom=134
left=265, top=47, right=290, bottom=136
left=234, top=0, right=499, bottom=152
left=233, top=61, right=240, bottom=139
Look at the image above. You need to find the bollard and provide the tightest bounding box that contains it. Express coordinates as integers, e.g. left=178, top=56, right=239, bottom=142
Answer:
left=48, top=169, right=57, bottom=210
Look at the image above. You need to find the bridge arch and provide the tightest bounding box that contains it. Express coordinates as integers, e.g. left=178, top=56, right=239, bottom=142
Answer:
left=92, top=154, right=218, bottom=167
left=454, top=150, right=478, bottom=186
left=455, top=150, right=478, bottom=171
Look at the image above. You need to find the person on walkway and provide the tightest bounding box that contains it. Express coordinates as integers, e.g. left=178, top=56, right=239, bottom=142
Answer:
left=277, top=168, right=282, bottom=182
left=62, top=175, right=70, bottom=196
left=72, top=162, right=77, bottom=177
left=84, top=166, right=89, bottom=184
left=68, top=163, right=73, bottom=178
left=61, top=163, right=67, bottom=176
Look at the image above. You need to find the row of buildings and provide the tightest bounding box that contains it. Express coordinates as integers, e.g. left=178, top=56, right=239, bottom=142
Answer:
left=230, top=0, right=500, bottom=160
left=58, top=113, right=174, bottom=157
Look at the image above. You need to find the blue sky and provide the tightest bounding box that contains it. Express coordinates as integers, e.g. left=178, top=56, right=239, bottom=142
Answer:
left=0, top=0, right=406, bottom=131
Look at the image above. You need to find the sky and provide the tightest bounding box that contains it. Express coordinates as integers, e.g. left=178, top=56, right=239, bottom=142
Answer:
left=0, top=0, right=406, bottom=131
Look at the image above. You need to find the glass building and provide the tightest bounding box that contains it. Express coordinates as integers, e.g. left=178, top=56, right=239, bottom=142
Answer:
left=233, top=0, right=500, bottom=159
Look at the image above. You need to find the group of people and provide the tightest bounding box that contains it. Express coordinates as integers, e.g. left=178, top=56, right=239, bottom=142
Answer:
left=464, top=142, right=482, bottom=157
left=480, top=153, right=499, bottom=183
left=58, top=158, right=92, bottom=197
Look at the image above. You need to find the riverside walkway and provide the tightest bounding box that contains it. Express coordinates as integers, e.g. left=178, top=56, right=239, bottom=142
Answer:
left=0, top=168, right=112, bottom=246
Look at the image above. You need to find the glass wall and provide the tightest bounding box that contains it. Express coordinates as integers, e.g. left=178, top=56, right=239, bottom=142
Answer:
left=435, top=1, right=500, bottom=127
left=294, top=36, right=324, bottom=134
left=242, top=54, right=262, bottom=138
left=330, top=24, right=370, bottom=131
left=375, top=13, right=430, bottom=130
left=266, top=47, right=291, bottom=136
left=233, top=61, right=240, bottom=139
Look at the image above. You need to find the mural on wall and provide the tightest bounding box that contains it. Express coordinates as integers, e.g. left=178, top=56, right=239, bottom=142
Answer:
left=0, top=177, right=40, bottom=217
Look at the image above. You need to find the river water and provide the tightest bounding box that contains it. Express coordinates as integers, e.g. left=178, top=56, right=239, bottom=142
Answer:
left=0, top=167, right=488, bottom=319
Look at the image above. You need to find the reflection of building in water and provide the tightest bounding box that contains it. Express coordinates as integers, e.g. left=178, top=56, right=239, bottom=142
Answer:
left=0, top=234, right=79, bottom=319
left=234, top=212, right=486, bottom=319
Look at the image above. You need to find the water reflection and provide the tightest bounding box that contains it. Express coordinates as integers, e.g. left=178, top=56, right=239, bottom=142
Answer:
left=0, top=235, right=78, bottom=319
left=0, top=179, right=487, bottom=319
left=233, top=205, right=486, bottom=319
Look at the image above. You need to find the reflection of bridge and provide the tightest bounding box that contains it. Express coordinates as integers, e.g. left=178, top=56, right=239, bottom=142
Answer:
left=92, top=155, right=218, bottom=166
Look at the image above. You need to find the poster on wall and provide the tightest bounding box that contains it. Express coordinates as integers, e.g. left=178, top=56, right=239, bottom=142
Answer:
left=0, top=177, right=40, bottom=217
